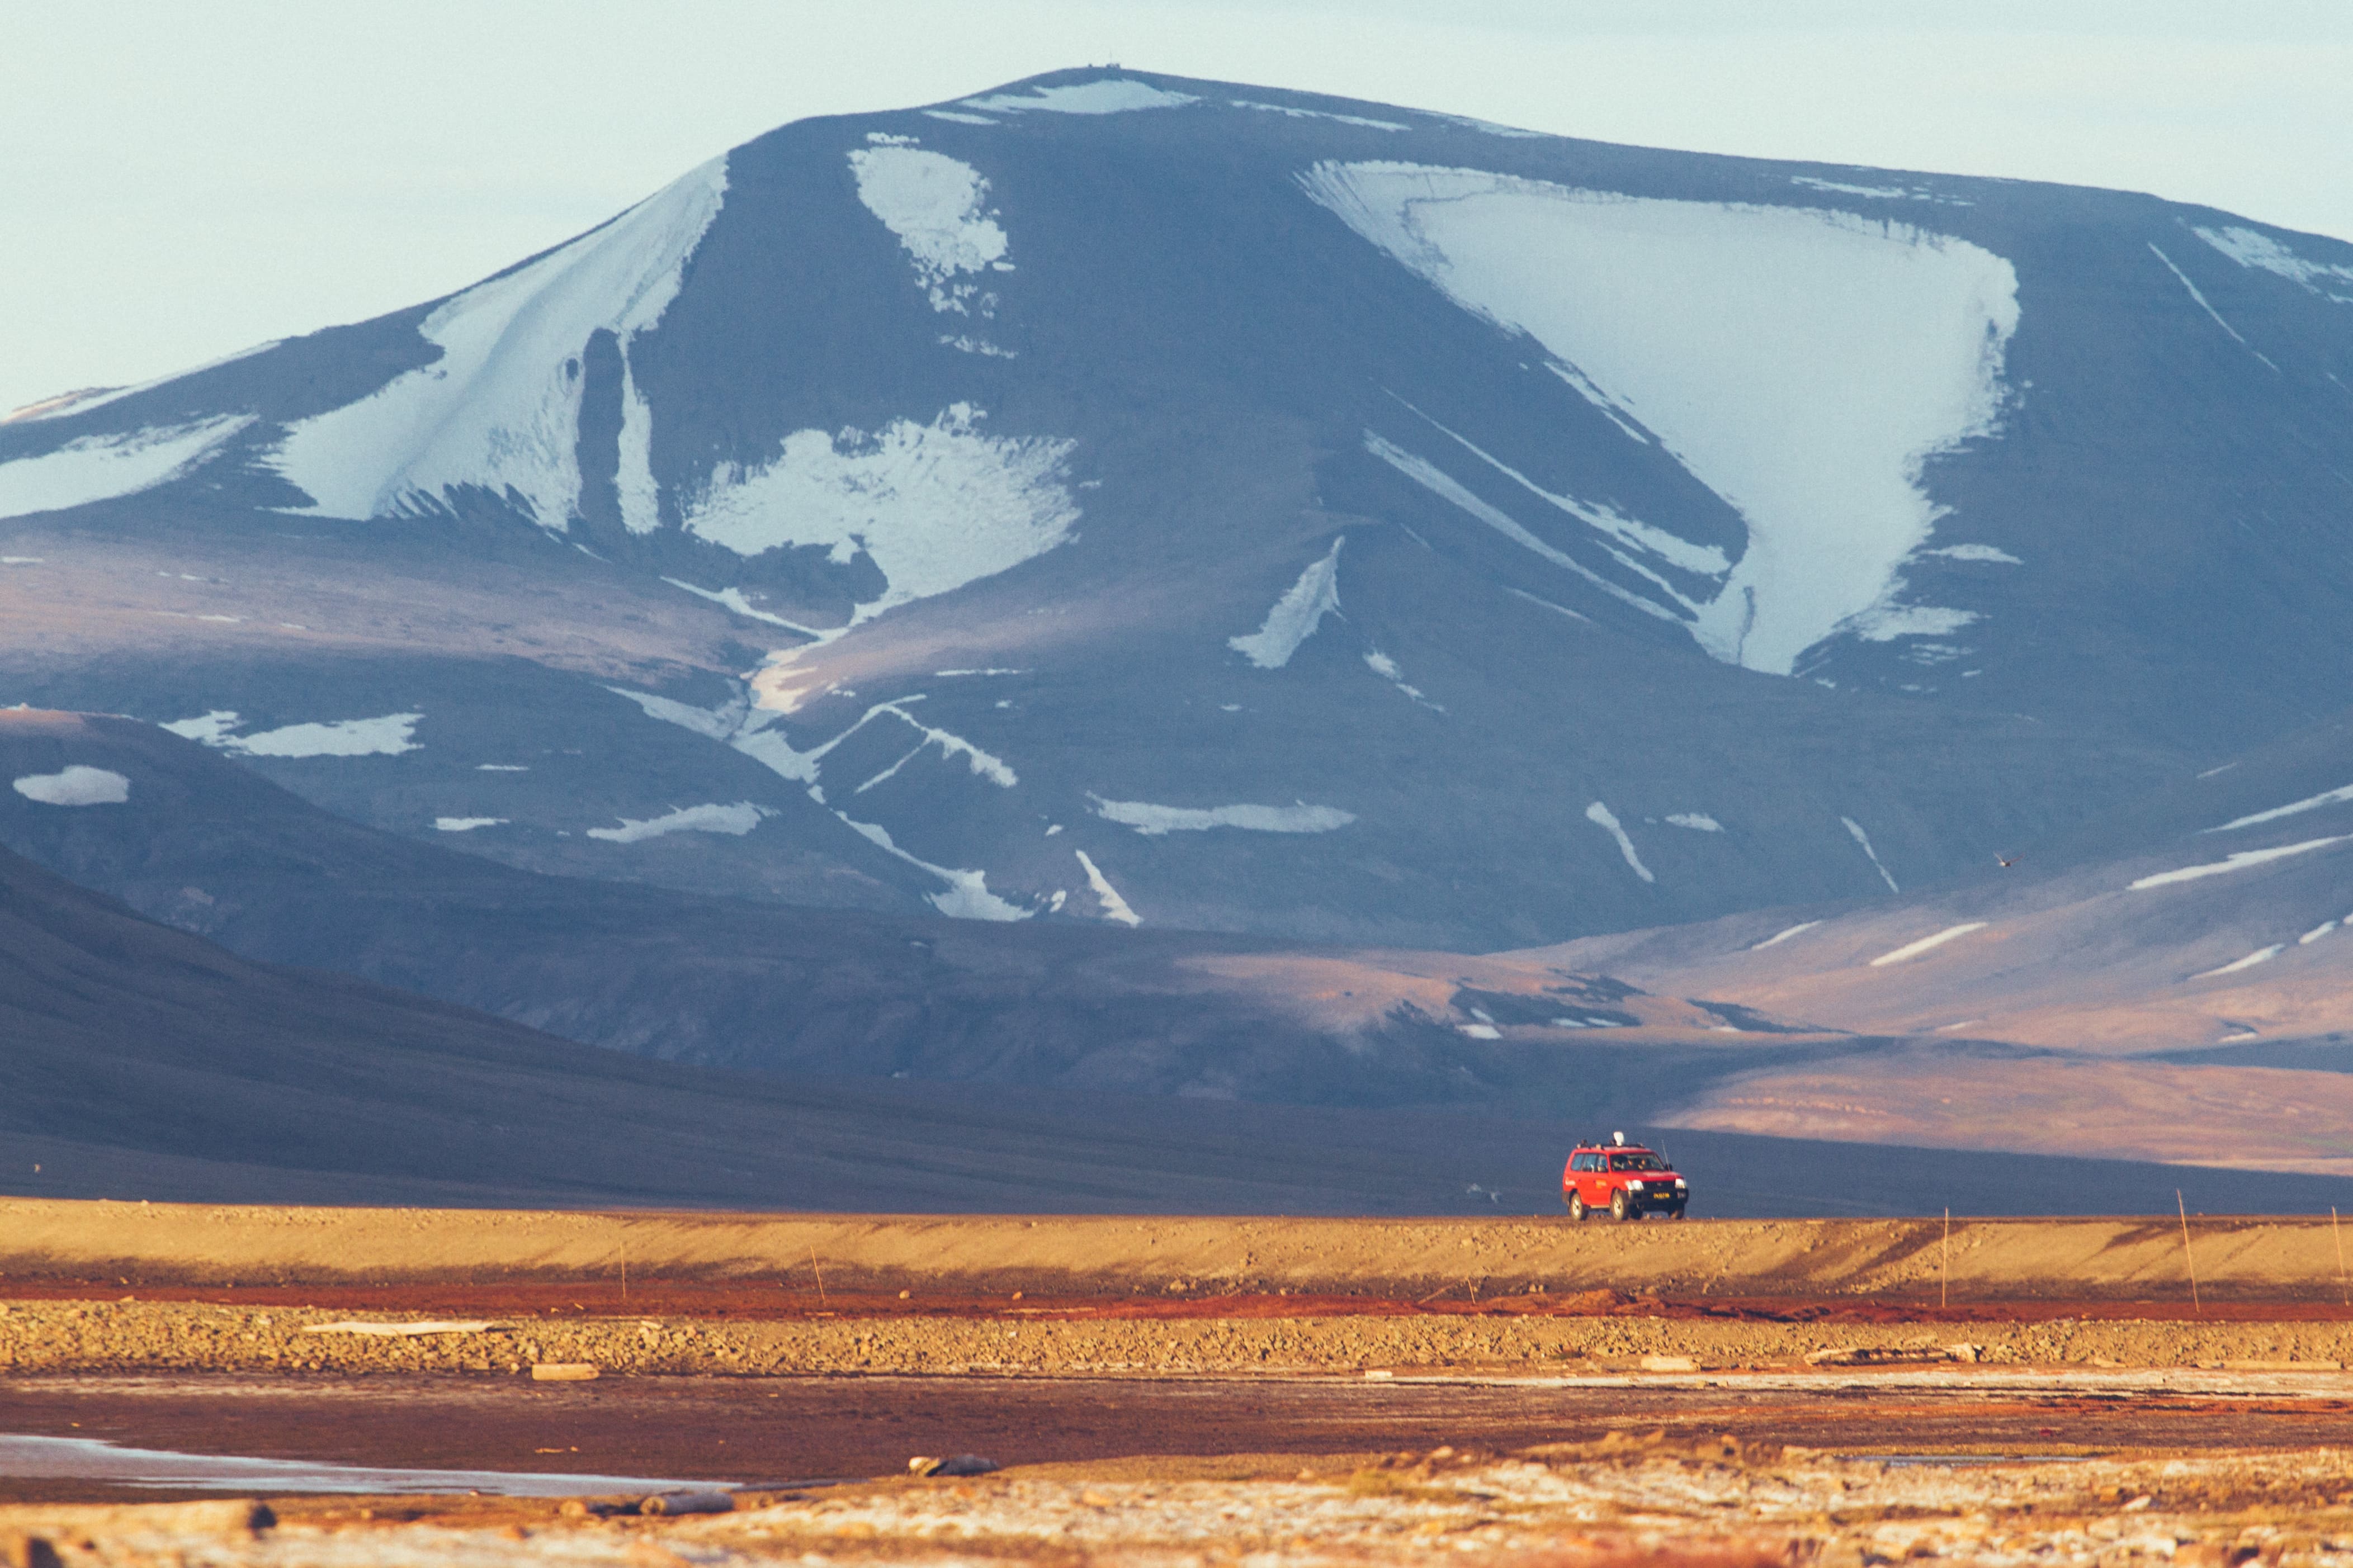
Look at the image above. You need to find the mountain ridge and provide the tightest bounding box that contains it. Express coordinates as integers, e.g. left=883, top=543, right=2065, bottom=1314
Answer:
left=2, top=68, right=2347, bottom=993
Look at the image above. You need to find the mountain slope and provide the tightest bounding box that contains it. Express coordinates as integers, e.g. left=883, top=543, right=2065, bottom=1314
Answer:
left=1515, top=707, right=2353, bottom=1172
left=12, top=747, right=2353, bottom=1215
left=0, top=706, right=1849, bottom=1115
left=7, top=69, right=2346, bottom=949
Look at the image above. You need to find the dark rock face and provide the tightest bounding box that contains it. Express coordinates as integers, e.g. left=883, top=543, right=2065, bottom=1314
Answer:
left=3, top=68, right=2349, bottom=958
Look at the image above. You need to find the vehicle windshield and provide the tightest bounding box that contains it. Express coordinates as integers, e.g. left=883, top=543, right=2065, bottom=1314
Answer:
left=1610, top=1153, right=1666, bottom=1172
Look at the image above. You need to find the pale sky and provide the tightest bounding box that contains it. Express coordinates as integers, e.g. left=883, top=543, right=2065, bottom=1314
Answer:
left=3, top=0, right=2348, bottom=416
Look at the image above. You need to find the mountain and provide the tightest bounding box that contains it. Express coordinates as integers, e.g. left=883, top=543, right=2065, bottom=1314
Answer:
left=7, top=68, right=2350, bottom=956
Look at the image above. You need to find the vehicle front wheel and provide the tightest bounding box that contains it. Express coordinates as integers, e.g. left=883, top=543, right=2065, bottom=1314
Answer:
left=1567, top=1192, right=1588, bottom=1221
left=1610, top=1190, right=1632, bottom=1222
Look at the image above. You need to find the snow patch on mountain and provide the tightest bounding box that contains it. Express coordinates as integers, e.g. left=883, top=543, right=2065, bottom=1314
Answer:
left=238, top=713, right=423, bottom=757
left=1584, top=800, right=1653, bottom=883
left=1230, top=100, right=1406, bottom=131
left=1841, top=816, right=1901, bottom=892
left=848, top=145, right=1009, bottom=315
left=587, top=802, right=765, bottom=842
left=433, top=817, right=506, bottom=832
left=1363, top=650, right=1441, bottom=710
left=2196, top=226, right=2353, bottom=304
left=616, top=356, right=661, bottom=533
left=162, top=709, right=422, bottom=757
left=1306, top=163, right=2019, bottom=674
left=12, top=765, right=129, bottom=806
left=1417, top=406, right=1727, bottom=578
left=658, top=577, right=827, bottom=633
left=1091, top=796, right=1355, bottom=835
left=1869, top=921, right=1987, bottom=967
left=1075, top=849, right=1142, bottom=926
left=2148, top=244, right=2276, bottom=368
left=1665, top=813, right=1722, bottom=831
left=0, top=416, right=253, bottom=520
left=1545, top=362, right=1650, bottom=443
left=1363, top=433, right=1680, bottom=624
left=1790, top=176, right=1966, bottom=207
left=158, top=711, right=242, bottom=747
left=1229, top=537, right=1343, bottom=668
left=2194, top=944, right=2285, bottom=979
left=1750, top=920, right=1820, bottom=951
left=2206, top=783, right=2353, bottom=834
left=852, top=700, right=1018, bottom=792
left=606, top=685, right=744, bottom=742
left=2131, top=836, right=2353, bottom=890
left=834, top=812, right=1030, bottom=920
left=1791, top=177, right=1912, bottom=201
left=1921, top=543, right=2020, bottom=563
left=684, top=405, right=1077, bottom=625
left=965, top=79, right=1197, bottom=115
left=271, top=155, right=727, bottom=527
left=611, top=687, right=1030, bottom=919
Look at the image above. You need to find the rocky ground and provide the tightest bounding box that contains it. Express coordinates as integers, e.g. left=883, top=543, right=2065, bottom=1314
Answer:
left=3, top=1298, right=2351, bottom=1377
left=10, top=1437, right=2353, bottom=1566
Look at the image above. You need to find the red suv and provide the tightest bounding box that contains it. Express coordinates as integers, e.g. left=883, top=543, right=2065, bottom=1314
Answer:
left=1561, top=1137, right=1688, bottom=1221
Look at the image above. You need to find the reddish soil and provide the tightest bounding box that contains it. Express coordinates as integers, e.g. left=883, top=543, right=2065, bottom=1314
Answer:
left=7, top=1278, right=2344, bottom=1325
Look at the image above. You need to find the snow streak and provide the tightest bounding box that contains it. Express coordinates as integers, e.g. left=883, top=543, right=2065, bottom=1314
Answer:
left=1842, top=816, right=1901, bottom=892
left=1092, top=797, right=1354, bottom=836
left=2130, top=836, right=2353, bottom=890
left=1584, top=801, right=1654, bottom=883
left=1229, top=538, right=1343, bottom=668
left=1869, top=922, right=1987, bottom=967
left=1075, top=849, right=1142, bottom=926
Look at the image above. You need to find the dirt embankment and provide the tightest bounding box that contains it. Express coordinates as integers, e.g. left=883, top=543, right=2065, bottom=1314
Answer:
left=7, top=1200, right=2349, bottom=1305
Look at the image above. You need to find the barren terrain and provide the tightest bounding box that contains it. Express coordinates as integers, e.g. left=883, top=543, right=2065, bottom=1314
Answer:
left=13, top=1202, right=2353, bottom=1562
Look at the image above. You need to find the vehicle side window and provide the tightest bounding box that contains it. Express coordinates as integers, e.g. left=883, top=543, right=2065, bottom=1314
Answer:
left=1607, top=1154, right=1623, bottom=1171
left=1570, top=1153, right=1591, bottom=1172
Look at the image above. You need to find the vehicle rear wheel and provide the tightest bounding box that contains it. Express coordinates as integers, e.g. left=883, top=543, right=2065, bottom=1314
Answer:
left=1567, top=1192, right=1588, bottom=1221
left=1610, top=1190, right=1632, bottom=1222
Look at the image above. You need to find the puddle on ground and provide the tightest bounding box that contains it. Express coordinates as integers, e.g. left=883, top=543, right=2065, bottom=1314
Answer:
left=0, top=1434, right=710, bottom=1495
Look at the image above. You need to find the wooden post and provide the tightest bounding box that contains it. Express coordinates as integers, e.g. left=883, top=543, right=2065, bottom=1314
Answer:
left=1942, top=1209, right=1953, bottom=1310
left=2177, top=1191, right=2201, bottom=1316
left=810, top=1248, right=828, bottom=1306
left=2333, top=1207, right=2349, bottom=1309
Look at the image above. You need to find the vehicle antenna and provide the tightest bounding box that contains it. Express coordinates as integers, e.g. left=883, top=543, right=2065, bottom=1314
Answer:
left=2176, top=1190, right=2201, bottom=1316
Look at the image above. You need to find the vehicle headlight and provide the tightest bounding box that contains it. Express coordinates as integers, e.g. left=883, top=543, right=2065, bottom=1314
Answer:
left=1628, top=1179, right=1645, bottom=1191
left=1675, top=1179, right=1687, bottom=1189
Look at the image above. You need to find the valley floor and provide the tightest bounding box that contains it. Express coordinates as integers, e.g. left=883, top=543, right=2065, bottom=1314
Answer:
left=11, top=1205, right=2353, bottom=1561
